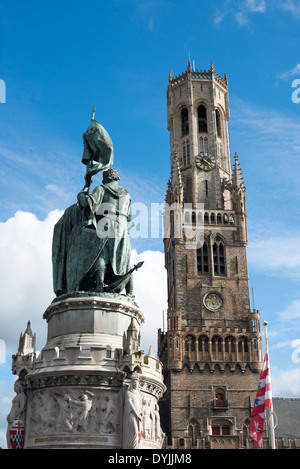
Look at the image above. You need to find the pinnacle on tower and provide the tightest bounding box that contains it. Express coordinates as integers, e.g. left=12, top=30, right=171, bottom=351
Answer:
left=17, top=320, right=36, bottom=356
left=233, top=152, right=244, bottom=189
left=170, top=151, right=183, bottom=196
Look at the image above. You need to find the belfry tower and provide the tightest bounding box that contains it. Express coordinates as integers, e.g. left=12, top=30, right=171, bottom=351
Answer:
left=158, top=61, right=263, bottom=449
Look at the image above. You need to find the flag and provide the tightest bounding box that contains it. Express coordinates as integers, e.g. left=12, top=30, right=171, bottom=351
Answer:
left=249, top=352, right=273, bottom=449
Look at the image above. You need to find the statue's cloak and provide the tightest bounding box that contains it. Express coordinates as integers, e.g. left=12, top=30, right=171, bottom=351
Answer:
left=52, top=183, right=132, bottom=296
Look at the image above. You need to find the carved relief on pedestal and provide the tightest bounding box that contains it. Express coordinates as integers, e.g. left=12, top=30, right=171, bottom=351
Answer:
left=26, top=386, right=120, bottom=440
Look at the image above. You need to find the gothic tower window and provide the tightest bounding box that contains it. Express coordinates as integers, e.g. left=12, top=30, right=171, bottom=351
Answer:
left=181, top=107, right=189, bottom=136
left=182, top=142, right=190, bottom=166
left=216, top=109, right=222, bottom=138
left=198, top=335, right=209, bottom=353
left=197, top=241, right=209, bottom=275
left=213, top=236, right=226, bottom=276
left=225, top=336, right=234, bottom=354
left=188, top=419, right=200, bottom=446
left=185, top=335, right=196, bottom=353
left=198, top=105, right=207, bottom=133
left=212, top=336, right=222, bottom=354
left=199, top=136, right=208, bottom=153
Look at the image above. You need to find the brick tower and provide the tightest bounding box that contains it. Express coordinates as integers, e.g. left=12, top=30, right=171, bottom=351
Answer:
left=158, top=61, right=263, bottom=450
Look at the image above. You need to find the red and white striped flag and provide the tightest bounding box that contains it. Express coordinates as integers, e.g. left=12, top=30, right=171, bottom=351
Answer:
left=249, top=352, right=273, bottom=449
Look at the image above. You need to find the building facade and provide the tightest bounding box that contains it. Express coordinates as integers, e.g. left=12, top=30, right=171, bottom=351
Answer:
left=158, top=61, right=264, bottom=449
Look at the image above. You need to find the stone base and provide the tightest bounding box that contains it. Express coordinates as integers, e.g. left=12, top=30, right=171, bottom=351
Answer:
left=20, top=294, right=165, bottom=449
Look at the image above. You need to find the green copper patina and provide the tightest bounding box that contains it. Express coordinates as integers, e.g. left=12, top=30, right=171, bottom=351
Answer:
left=52, top=109, right=142, bottom=298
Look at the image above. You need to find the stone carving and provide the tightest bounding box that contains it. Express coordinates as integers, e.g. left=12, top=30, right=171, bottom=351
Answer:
left=142, top=396, right=152, bottom=440
left=7, top=380, right=26, bottom=425
left=141, top=396, right=163, bottom=444
left=6, top=380, right=27, bottom=449
left=26, top=387, right=122, bottom=440
left=122, top=377, right=143, bottom=449
left=153, top=403, right=163, bottom=445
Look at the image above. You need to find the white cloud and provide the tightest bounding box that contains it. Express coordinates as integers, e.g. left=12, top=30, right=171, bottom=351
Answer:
left=0, top=210, right=63, bottom=354
left=275, top=299, right=300, bottom=325
left=214, top=0, right=266, bottom=27
left=246, top=0, right=266, bottom=12
left=277, top=63, right=300, bottom=80
left=280, top=0, right=300, bottom=17
left=271, top=366, right=300, bottom=397
left=248, top=235, right=300, bottom=279
left=131, top=249, right=167, bottom=354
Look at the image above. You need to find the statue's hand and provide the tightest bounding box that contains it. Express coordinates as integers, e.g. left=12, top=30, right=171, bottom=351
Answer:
left=84, top=171, right=92, bottom=187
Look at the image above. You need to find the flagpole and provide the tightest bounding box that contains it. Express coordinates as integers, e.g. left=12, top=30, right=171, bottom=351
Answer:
left=262, top=320, right=276, bottom=449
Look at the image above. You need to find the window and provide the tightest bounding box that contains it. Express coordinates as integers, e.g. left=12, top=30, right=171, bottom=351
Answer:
left=225, top=336, right=234, bottom=353
left=198, top=335, right=209, bottom=352
left=212, top=336, right=222, bottom=353
left=212, top=425, right=230, bottom=435
left=183, top=143, right=190, bottom=166
left=188, top=420, right=200, bottom=446
left=181, top=108, right=189, bottom=136
left=198, top=105, right=207, bottom=133
left=197, top=241, right=209, bottom=275
left=216, top=109, right=222, bottom=138
left=185, top=335, right=196, bottom=352
left=213, top=237, right=226, bottom=276
left=199, top=136, right=208, bottom=153
left=215, top=389, right=227, bottom=408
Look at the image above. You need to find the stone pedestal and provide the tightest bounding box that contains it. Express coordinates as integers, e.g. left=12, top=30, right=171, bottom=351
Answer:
left=9, top=294, right=166, bottom=449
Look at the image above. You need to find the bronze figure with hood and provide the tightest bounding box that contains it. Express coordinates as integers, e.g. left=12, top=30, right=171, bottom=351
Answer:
left=52, top=109, right=141, bottom=298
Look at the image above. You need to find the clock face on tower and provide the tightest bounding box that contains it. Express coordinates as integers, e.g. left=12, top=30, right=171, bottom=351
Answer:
left=203, top=292, right=224, bottom=311
left=195, top=152, right=216, bottom=171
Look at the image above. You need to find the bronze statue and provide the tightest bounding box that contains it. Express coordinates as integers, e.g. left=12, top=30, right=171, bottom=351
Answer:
left=52, top=108, right=142, bottom=298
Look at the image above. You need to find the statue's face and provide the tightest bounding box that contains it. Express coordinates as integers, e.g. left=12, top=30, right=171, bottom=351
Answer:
left=131, top=379, right=138, bottom=390
left=103, top=169, right=120, bottom=183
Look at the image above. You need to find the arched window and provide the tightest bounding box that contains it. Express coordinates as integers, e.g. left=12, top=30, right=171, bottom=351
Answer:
left=197, top=241, right=209, bottom=275
left=225, top=336, right=234, bottom=354
left=212, top=336, right=222, bottom=353
left=198, top=335, right=209, bottom=352
left=216, top=109, right=222, bottom=138
left=185, top=335, right=196, bottom=352
left=198, top=105, right=207, bottom=133
left=188, top=419, right=200, bottom=446
left=181, top=108, right=189, bottom=136
left=215, top=388, right=227, bottom=408
left=213, top=237, right=226, bottom=276
left=238, top=337, right=248, bottom=353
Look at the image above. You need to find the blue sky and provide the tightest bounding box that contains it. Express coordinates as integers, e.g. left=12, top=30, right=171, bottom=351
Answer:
left=0, top=0, right=300, bottom=447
